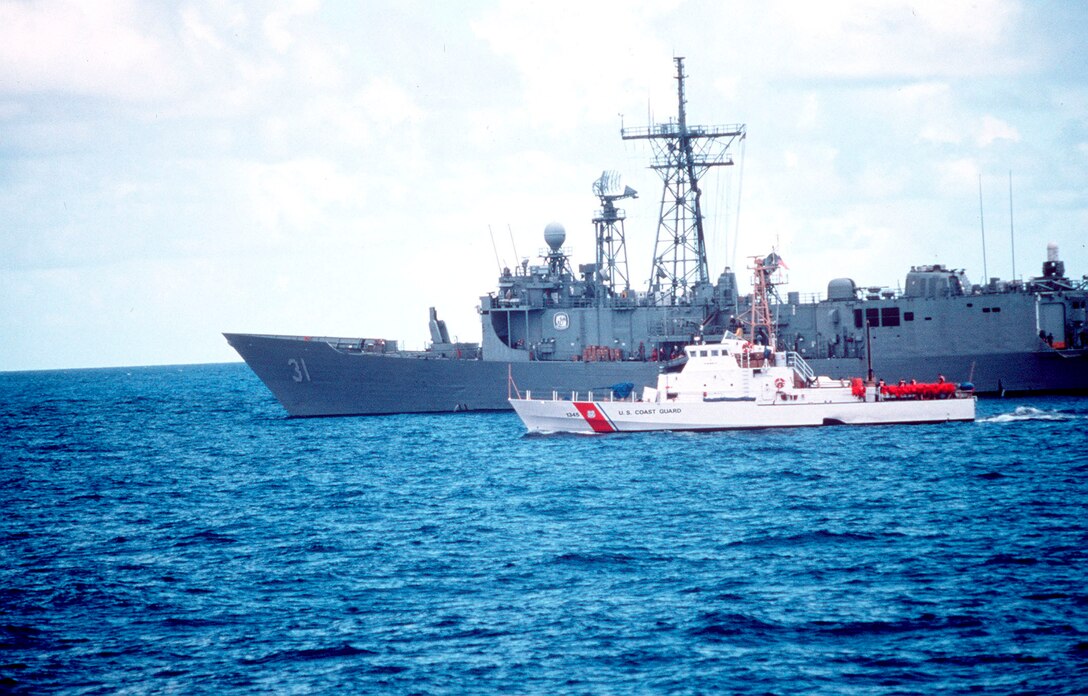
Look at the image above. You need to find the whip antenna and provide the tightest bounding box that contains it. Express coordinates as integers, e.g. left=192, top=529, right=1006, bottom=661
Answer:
left=1009, top=171, right=1016, bottom=281
left=488, top=225, right=502, bottom=274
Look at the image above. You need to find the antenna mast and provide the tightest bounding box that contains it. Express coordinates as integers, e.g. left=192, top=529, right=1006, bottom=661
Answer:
left=622, top=57, right=745, bottom=303
left=978, top=174, right=988, bottom=283
left=745, top=251, right=786, bottom=350
left=1008, top=171, right=1016, bottom=281
left=592, top=171, right=637, bottom=297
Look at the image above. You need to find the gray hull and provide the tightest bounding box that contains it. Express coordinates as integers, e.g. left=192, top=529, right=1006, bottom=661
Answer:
left=225, top=333, right=1086, bottom=417
left=805, top=351, right=1088, bottom=394
left=224, top=333, right=659, bottom=417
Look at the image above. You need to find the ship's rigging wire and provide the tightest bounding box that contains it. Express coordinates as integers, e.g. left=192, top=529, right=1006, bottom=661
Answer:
left=712, top=155, right=728, bottom=275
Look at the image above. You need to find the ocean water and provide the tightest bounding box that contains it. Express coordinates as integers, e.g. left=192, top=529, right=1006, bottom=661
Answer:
left=2, top=363, right=1087, bottom=694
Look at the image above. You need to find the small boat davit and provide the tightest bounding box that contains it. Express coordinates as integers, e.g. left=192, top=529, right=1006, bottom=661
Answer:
left=509, top=250, right=976, bottom=434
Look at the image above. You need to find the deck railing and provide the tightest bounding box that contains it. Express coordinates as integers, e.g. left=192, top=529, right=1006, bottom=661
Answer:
left=524, top=390, right=641, bottom=403
left=785, top=351, right=816, bottom=384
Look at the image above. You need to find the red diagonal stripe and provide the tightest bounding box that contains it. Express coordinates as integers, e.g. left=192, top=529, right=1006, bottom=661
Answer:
left=573, top=402, right=616, bottom=433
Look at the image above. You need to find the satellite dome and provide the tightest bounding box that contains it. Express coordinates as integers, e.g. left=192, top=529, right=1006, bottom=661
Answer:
left=544, top=222, right=566, bottom=251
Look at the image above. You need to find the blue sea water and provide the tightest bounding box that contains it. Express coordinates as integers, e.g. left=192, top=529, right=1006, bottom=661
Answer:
left=2, top=363, right=1087, bottom=694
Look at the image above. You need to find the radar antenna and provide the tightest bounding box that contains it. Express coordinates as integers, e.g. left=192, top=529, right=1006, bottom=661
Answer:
left=622, top=57, right=745, bottom=303
left=592, top=170, right=637, bottom=297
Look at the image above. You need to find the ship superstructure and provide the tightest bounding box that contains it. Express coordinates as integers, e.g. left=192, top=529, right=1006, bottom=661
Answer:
left=481, top=58, right=746, bottom=367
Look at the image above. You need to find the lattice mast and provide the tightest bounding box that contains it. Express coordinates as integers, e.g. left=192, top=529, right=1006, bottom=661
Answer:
left=591, top=171, right=638, bottom=297
left=745, top=252, right=787, bottom=350
left=621, top=57, right=746, bottom=302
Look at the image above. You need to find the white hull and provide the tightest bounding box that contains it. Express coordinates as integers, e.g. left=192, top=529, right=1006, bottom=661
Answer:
left=509, top=395, right=976, bottom=434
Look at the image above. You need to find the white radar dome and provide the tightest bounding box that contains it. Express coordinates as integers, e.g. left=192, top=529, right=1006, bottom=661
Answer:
left=544, top=222, right=566, bottom=251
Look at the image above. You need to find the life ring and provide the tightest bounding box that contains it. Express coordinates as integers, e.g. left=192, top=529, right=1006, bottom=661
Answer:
left=774, top=378, right=785, bottom=389
left=742, top=342, right=752, bottom=353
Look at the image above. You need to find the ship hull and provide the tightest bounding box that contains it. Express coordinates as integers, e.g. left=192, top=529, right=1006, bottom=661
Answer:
left=224, top=333, right=658, bottom=417
left=803, top=350, right=1088, bottom=395
left=225, top=333, right=1084, bottom=417
left=509, top=395, right=976, bottom=434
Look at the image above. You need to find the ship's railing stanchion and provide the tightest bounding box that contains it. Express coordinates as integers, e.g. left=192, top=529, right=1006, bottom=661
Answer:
left=507, top=364, right=523, bottom=400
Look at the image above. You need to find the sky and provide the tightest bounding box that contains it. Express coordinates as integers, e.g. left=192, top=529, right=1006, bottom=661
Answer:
left=2, top=0, right=1087, bottom=371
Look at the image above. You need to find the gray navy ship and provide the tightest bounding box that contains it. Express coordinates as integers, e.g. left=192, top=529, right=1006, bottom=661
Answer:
left=226, top=58, right=1088, bottom=417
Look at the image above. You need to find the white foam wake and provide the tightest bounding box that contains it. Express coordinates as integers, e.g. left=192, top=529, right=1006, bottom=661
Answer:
left=979, top=406, right=1078, bottom=423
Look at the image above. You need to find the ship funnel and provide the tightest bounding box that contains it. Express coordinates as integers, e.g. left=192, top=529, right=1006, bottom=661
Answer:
left=544, top=222, right=566, bottom=251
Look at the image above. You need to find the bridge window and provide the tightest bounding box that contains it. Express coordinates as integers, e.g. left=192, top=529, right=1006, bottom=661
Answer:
left=904, top=311, right=914, bottom=321
left=856, top=307, right=900, bottom=327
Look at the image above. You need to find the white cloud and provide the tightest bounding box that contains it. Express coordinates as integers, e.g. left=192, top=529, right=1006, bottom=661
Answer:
left=263, top=0, right=320, bottom=53
left=470, top=1, right=678, bottom=131
left=918, top=124, right=962, bottom=145
left=180, top=5, right=225, bottom=52
left=977, top=115, right=1020, bottom=146
left=935, top=157, right=980, bottom=196
left=358, top=76, right=425, bottom=129
left=236, top=157, right=367, bottom=242
left=0, top=0, right=180, bottom=100
left=797, top=93, right=820, bottom=130
left=746, top=0, right=1026, bottom=80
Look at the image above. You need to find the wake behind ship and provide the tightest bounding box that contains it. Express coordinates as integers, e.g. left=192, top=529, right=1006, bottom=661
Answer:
left=226, top=58, right=1088, bottom=417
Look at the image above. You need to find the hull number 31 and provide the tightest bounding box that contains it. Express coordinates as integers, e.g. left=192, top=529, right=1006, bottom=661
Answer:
left=288, top=358, right=311, bottom=383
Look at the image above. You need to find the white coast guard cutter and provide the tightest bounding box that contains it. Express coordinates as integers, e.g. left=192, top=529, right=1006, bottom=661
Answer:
left=508, top=335, right=975, bottom=434
left=509, top=251, right=975, bottom=434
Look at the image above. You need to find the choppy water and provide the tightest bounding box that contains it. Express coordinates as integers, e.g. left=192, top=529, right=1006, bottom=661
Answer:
left=2, top=363, right=1087, bottom=694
